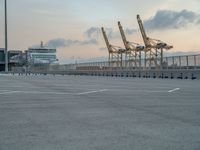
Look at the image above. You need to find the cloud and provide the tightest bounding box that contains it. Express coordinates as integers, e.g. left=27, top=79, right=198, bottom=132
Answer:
left=46, top=38, right=98, bottom=48
left=84, top=27, right=101, bottom=39
left=84, top=27, right=137, bottom=52
left=144, top=9, right=200, bottom=30
left=197, top=18, right=200, bottom=24
left=125, top=28, right=137, bottom=35
left=84, top=27, right=120, bottom=39
left=85, top=27, right=137, bottom=40
left=32, top=27, right=101, bottom=49
left=33, top=25, right=136, bottom=49
left=84, top=9, right=200, bottom=40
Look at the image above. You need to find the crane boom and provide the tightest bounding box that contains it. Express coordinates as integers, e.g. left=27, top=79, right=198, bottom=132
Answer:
left=118, top=21, right=144, bottom=51
left=118, top=21, right=128, bottom=49
left=101, top=27, right=111, bottom=52
left=117, top=21, right=145, bottom=69
left=137, top=15, right=150, bottom=47
left=137, top=14, right=173, bottom=69
left=101, top=27, right=124, bottom=67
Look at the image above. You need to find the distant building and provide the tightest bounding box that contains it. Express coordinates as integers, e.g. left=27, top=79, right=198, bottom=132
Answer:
left=0, top=48, right=5, bottom=71
left=26, top=41, right=58, bottom=65
left=0, top=42, right=58, bottom=72
left=0, top=48, right=24, bottom=72
left=8, top=50, right=23, bottom=63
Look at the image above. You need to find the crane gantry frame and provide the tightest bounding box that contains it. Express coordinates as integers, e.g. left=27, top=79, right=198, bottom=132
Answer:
left=137, top=15, right=173, bottom=69
left=101, top=14, right=173, bottom=70
left=118, top=21, right=144, bottom=69
left=101, top=27, right=125, bottom=67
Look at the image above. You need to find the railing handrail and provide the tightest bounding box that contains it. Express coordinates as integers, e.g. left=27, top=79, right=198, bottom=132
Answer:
left=62, top=53, right=200, bottom=66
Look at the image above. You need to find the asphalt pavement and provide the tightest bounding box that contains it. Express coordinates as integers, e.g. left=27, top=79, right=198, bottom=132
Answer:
left=0, top=74, right=200, bottom=150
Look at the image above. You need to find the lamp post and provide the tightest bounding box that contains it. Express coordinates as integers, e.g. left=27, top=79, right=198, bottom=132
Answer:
left=4, top=0, right=8, bottom=72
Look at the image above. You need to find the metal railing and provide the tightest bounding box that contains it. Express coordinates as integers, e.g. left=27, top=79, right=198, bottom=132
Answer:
left=52, top=54, right=200, bottom=71
left=8, top=54, right=200, bottom=73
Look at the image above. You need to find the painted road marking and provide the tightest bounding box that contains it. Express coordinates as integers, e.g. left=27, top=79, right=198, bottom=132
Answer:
left=0, top=86, right=29, bottom=88
left=0, top=91, right=20, bottom=95
left=0, top=91, right=72, bottom=95
left=168, top=88, right=180, bottom=93
left=19, top=91, right=72, bottom=95
left=76, top=89, right=108, bottom=95
left=0, top=89, right=108, bottom=95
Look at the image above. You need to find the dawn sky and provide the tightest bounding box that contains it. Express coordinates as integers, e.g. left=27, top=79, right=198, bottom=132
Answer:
left=0, top=0, right=200, bottom=63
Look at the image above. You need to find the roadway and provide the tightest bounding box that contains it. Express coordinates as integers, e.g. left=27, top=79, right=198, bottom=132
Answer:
left=0, top=74, right=200, bottom=150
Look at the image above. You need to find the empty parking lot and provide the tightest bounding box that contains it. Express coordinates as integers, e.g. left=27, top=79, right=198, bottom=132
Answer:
left=0, top=74, right=200, bottom=150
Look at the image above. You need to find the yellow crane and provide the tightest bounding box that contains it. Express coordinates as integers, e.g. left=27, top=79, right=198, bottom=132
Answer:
left=101, top=27, right=125, bottom=67
left=137, top=15, right=173, bottom=69
left=118, top=21, right=144, bottom=69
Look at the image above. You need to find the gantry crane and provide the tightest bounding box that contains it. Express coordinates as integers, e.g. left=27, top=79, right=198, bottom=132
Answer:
left=101, top=27, right=125, bottom=67
left=118, top=21, right=144, bottom=69
left=137, top=15, right=173, bottom=69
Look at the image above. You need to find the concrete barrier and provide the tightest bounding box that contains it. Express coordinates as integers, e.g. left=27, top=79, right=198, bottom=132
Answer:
left=3, top=68, right=199, bottom=80
left=64, top=69, right=200, bottom=80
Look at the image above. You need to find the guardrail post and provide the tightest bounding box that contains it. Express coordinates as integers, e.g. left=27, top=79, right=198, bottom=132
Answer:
left=166, top=57, right=168, bottom=70
left=172, top=57, right=175, bottom=69
left=194, top=55, right=197, bottom=70
left=179, top=56, right=181, bottom=69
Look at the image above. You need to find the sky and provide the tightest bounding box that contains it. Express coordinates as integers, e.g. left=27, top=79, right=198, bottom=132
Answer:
left=0, top=0, right=200, bottom=63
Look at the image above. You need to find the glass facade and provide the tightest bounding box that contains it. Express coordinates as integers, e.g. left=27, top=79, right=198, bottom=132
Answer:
left=27, top=47, right=57, bottom=64
left=0, top=50, right=5, bottom=63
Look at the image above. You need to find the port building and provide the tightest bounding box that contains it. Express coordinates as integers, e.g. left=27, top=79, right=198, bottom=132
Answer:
left=26, top=42, right=57, bottom=65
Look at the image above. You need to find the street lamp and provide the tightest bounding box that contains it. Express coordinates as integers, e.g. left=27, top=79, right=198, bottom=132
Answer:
left=4, top=0, right=8, bottom=72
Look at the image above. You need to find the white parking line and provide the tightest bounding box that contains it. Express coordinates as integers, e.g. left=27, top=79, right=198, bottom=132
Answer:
left=168, top=88, right=180, bottom=93
left=0, top=91, right=72, bottom=95
left=19, top=91, right=72, bottom=95
left=76, top=89, right=108, bottom=95
left=0, top=89, right=108, bottom=95
left=0, top=91, right=20, bottom=95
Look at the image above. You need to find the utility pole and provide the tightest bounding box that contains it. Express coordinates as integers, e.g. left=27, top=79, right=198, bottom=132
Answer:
left=5, top=0, right=8, bottom=72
